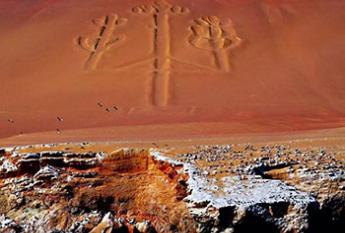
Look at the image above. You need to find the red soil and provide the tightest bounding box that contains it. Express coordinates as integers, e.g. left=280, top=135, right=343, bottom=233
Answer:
left=1, top=0, right=345, bottom=145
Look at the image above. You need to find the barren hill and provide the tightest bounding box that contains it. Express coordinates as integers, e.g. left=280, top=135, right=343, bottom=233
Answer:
left=1, top=0, right=345, bottom=145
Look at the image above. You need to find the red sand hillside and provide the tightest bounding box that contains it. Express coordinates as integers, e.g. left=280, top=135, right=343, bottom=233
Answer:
left=1, top=0, right=345, bottom=145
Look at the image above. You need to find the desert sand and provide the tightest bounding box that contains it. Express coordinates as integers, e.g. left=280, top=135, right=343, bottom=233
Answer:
left=1, top=0, right=345, bottom=146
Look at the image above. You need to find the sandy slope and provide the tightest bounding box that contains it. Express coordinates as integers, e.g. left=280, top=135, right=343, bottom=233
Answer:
left=1, top=0, right=345, bottom=144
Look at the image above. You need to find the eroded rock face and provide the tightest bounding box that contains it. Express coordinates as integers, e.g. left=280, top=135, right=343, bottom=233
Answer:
left=185, top=177, right=317, bottom=233
left=14, top=151, right=104, bottom=174
left=33, top=165, right=59, bottom=181
left=0, top=146, right=193, bottom=233
left=0, top=143, right=344, bottom=233
left=170, top=144, right=345, bottom=233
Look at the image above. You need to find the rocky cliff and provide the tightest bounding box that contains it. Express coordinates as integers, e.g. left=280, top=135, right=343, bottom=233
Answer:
left=0, top=142, right=344, bottom=233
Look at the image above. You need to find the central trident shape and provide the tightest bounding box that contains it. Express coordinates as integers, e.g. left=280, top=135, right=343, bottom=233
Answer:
left=132, top=0, right=189, bottom=107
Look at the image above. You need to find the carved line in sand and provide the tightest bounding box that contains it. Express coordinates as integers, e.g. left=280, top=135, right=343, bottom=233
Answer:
left=76, top=14, right=127, bottom=70
left=189, top=16, right=242, bottom=72
left=132, top=0, right=189, bottom=107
